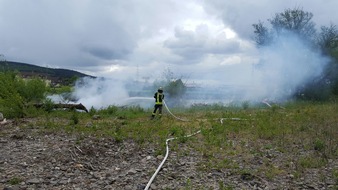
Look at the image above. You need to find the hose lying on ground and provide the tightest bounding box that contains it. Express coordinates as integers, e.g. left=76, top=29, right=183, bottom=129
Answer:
left=262, top=99, right=286, bottom=109
left=144, top=100, right=259, bottom=189
left=144, top=100, right=251, bottom=189
left=144, top=129, right=201, bottom=190
left=144, top=100, right=199, bottom=190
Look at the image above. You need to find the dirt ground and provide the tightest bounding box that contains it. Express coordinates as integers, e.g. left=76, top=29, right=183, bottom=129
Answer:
left=0, top=119, right=337, bottom=190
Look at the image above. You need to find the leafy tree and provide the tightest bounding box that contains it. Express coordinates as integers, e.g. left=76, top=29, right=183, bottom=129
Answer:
left=253, top=21, right=272, bottom=46
left=162, top=68, right=187, bottom=99
left=317, top=24, right=338, bottom=58
left=269, top=8, right=316, bottom=41
left=317, top=24, right=338, bottom=95
left=253, top=8, right=316, bottom=46
left=164, top=79, right=186, bottom=99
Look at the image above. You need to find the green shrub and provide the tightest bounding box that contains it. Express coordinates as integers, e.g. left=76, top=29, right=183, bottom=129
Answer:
left=9, top=176, right=22, bottom=185
left=242, top=101, right=250, bottom=110
left=99, top=105, right=118, bottom=116
left=333, top=169, right=338, bottom=185
left=297, top=155, right=327, bottom=170
left=0, top=72, right=49, bottom=118
left=70, top=111, right=79, bottom=125
left=313, top=138, right=326, bottom=152
left=0, top=72, right=25, bottom=118
left=89, top=106, right=97, bottom=116
left=17, top=77, right=46, bottom=103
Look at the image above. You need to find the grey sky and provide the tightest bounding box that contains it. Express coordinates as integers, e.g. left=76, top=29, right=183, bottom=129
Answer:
left=0, top=0, right=337, bottom=85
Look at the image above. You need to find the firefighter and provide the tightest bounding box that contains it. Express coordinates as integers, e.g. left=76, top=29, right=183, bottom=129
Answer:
left=151, top=87, right=164, bottom=119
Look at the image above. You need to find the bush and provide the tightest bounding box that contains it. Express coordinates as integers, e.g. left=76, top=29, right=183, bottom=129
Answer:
left=17, top=77, right=47, bottom=103
left=0, top=72, right=48, bottom=118
left=0, top=72, right=25, bottom=118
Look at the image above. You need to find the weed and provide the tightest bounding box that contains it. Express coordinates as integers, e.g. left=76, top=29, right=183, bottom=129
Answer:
left=9, top=176, right=22, bottom=185
left=212, top=158, right=235, bottom=170
left=264, top=165, right=284, bottom=180
left=270, top=104, right=279, bottom=112
left=313, top=138, right=326, bottom=152
left=239, top=170, right=255, bottom=180
left=333, top=169, right=338, bottom=185
left=241, top=101, right=249, bottom=110
left=43, top=98, right=55, bottom=113
left=98, top=105, right=118, bottom=116
left=184, top=178, right=193, bottom=190
left=75, top=135, right=84, bottom=144
left=70, top=111, right=79, bottom=125
left=219, top=181, right=234, bottom=190
left=297, top=155, right=327, bottom=170
left=89, top=106, right=97, bottom=116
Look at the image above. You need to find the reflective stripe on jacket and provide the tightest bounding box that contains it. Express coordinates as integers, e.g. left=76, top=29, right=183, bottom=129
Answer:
left=154, top=92, right=164, bottom=105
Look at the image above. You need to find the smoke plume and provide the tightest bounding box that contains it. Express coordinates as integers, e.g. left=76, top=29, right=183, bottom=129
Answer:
left=72, top=77, right=130, bottom=109
left=68, top=33, right=329, bottom=108
left=246, top=33, right=328, bottom=102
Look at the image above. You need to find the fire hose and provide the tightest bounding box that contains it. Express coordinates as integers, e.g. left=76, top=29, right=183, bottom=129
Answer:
left=144, top=101, right=200, bottom=190
left=142, top=99, right=273, bottom=189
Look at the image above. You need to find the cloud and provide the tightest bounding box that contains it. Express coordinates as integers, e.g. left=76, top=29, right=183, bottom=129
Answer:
left=202, top=0, right=338, bottom=39
left=164, top=24, right=242, bottom=65
left=0, top=0, right=331, bottom=108
left=0, top=0, right=336, bottom=87
left=81, top=45, right=131, bottom=60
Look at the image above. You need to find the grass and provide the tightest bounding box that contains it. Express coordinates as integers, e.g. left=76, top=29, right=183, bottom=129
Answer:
left=12, top=100, right=338, bottom=187
left=9, top=177, right=22, bottom=185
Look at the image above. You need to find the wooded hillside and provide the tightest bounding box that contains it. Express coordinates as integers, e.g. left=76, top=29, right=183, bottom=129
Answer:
left=0, top=61, right=94, bottom=85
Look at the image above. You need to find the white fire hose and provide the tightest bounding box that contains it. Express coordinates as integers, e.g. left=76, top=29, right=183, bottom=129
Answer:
left=144, top=100, right=200, bottom=190
left=140, top=98, right=271, bottom=189
left=144, top=130, right=201, bottom=190
left=163, top=101, right=190, bottom=122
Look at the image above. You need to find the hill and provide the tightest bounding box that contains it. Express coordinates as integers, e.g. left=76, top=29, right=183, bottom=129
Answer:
left=0, top=61, right=94, bottom=85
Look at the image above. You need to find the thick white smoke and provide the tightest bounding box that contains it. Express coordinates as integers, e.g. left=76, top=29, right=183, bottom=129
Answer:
left=247, top=33, right=329, bottom=102
left=72, top=77, right=130, bottom=109
left=68, top=33, right=329, bottom=108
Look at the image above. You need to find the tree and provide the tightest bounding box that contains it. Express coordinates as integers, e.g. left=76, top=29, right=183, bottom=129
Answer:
left=162, top=68, right=187, bottom=99
left=317, top=24, right=338, bottom=58
left=253, top=8, right=316, bottom=46
left=269, top=8, right=316, bottom=41
left=164, top=79, right=186, bottom=99
left=153, top=67, right=187, bottom=106
left=253, top=21, right=272, bottom=47
left=317, top=24, right=338, bottom=95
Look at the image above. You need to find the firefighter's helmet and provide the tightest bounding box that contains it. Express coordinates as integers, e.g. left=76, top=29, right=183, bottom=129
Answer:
left=158, top=87, right=163, bottom=93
